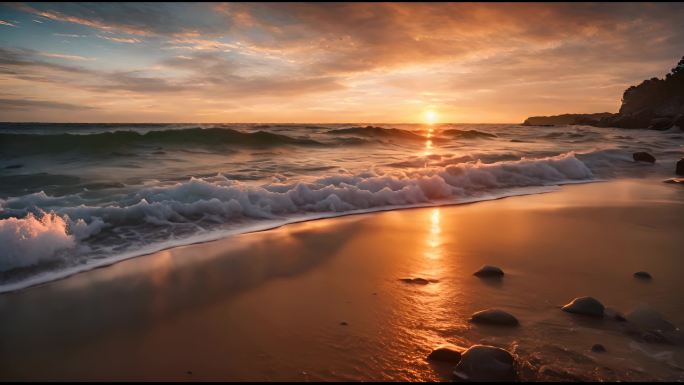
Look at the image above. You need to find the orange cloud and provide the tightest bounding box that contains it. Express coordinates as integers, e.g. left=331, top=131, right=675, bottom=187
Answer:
left=1, top=3, right=683, bottom=122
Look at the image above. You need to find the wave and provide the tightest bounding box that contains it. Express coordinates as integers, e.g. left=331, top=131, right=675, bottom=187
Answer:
left=0, top=127, right=323, bottom=156
left=0, top=152, right=594, bottom=285
left=327, top=126, right=428, bottom=141
left=441, top=129, right=497, bottom=139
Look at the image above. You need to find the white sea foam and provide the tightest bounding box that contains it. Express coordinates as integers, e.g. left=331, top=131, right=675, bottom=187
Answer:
left=0, top=212, right=74, bottom=271
left=0, top=152, right=594, bottom=290
left=0, top=212, right=105, bottom=272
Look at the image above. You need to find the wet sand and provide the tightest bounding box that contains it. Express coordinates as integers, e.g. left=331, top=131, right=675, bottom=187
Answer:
left=1, top=178, right=683, bottom=381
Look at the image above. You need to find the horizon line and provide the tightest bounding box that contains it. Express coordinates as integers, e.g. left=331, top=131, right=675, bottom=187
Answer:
left=0, top=121, right=522, bottom=125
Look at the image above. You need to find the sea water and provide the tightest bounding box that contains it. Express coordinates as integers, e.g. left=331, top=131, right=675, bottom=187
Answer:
left=1, top=122, right=682, bottom=291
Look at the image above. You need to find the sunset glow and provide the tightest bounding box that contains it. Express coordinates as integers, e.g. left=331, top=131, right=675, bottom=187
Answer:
left=1, top=3, right=684, bottom=382
left=1, top=3, right=683, bottom=123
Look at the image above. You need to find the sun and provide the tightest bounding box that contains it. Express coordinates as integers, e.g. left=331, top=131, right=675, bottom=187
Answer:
left=424, top=110, right=438, bottom=125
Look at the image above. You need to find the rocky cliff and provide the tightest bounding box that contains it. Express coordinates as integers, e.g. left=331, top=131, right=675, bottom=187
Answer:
left=523, top=56, right=684, bottom=130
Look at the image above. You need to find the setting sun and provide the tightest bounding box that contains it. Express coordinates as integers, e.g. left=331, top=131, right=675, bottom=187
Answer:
left=424, top=110, right=438, bottom=125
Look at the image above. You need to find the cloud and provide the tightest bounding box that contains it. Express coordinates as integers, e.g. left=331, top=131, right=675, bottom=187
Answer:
left=0, top=98, right=95, bottom=111
left=217, top=3, right=684, bottom=76
left=96, top=34, right=142, bottom=44
left=39, top=52, right=96, bottom=61
left=9, top=2, right=230, bottom=36
left=2, top=2, right=684, bottom=122
left=0, top=47, right=344, bottom=99
left=53, top=33, right=87, bottom=38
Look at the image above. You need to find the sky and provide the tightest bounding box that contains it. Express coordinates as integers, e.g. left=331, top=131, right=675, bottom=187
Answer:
left=1, top=2, right=683, bottom=123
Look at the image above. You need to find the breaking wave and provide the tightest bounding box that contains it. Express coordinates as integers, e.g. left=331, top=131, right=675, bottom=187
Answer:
left=0, top=151, right=593, bottom=289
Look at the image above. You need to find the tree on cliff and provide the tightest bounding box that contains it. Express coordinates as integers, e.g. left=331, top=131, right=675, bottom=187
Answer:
left=667, top=56, right=684, bottom=77
left=620, top=56, right=684, bottom=116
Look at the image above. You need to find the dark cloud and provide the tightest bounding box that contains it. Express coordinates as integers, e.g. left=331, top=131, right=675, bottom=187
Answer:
left=0, top=97, right=95, bottom=111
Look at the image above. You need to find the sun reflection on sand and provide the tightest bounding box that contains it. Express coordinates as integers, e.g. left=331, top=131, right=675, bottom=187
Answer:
left=421, top=208, right=445, bottom=300
left=425, top=208, right=441, bottom=259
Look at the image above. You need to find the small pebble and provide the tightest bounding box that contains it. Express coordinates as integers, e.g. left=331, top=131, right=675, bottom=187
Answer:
left=633, top=271, right=652, bottom=279
left=399, top=277, right=436, bottom=285
left=561, top=296, right=605, bottom=317
left=473, top=265, right=504, bottom=278
left=591, top=344, right=606, bottom=353
left=470, top=309, right=519, bottom=326
left=427, top=344, right=465, bottom=364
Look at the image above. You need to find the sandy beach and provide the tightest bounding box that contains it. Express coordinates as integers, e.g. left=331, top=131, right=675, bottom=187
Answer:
left=1, top=177, right=683, bottom=381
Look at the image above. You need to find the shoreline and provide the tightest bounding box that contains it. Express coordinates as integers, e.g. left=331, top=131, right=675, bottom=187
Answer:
left=1, top=177, right=683, bottom=381
left=1, top=182, right=582, bottom=294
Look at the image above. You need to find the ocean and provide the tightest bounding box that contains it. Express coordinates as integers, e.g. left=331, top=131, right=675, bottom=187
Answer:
left=1, top=122, right=682, bottom=292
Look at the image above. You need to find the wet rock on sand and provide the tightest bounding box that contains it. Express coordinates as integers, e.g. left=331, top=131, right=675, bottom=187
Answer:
left=453, top=345, right=517, bottom=381
left=561, top=296, right=605, bottom=317
left=633, top=152, right=656, bottom=163
left=399, top=277, right=434, bottom=285
left=605, top=308, right=627, bottom=322
left=427, top=343, right=465, bottom=364
left=591, top=344, right=607, bottom=353
left=633, top=271, right=652, bottom=279
left=664, top=177, right=684, bottom=185
left=473, top=265, right=504, bottom=278
left=623, top=305, right=681, bottom=345
left=626, top=305, right=675, bottom=332
left=470, top=309, right=519, bottom=326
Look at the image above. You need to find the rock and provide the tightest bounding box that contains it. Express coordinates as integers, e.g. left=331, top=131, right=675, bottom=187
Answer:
left=612, top=110, right=655, bottom=129
left=648, top=117, right=674, bottom=130
left=427, top=343, right=465, bottom=364
left=470, top=309, right=519, bottom=326
left=339, top=321, right=348, bottom=326
left=675, top=115, right=684, bottom=129
left=664, top=178, right=684, bottom=184
left=453, top=345, right=517, bottom=381
left=399, top=277, right=430, bottom=285
left=591, top=344, right=606, bottom=353
left=561, top=296, right=605, bottom=317
left=633, top=271, right=652, bottom=279
left=4, top=164, right=22, bottom=169
left=522, top=113, right=614, bottom=126
left=538, top=365, right=586, bottom=381
left=625, top=305, right=675, bottom=332
left=633, top=152, right=656, bottom=163
left=677, top=158, right=684, bottom=175
left=642, top=331, right=672, bottom=344
left=473, top=265, right=504, bottom=278
left=604, top=307, right=627, bottom=322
